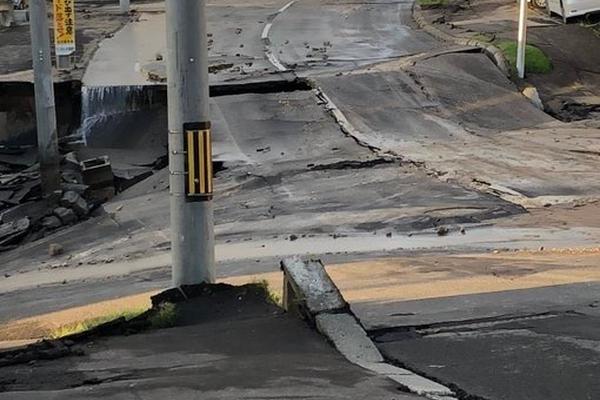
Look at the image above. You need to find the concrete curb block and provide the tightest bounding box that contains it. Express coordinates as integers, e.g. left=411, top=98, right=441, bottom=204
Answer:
left=412, top=4, right=512, bottom=77
left=281, top=257, right=457, bottom=399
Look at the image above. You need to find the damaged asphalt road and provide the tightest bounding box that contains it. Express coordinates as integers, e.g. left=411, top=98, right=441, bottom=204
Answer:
left=1, top=0, right=600, bottom=398
left=0, top=87, right=526, bottom=324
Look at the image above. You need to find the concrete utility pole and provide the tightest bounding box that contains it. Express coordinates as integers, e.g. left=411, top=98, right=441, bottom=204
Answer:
left=165, top=0, right=215, bottom=286
left=119, top=0, right=129, bottom=13
left=29, top=0, right=61, bottom=196
left=516, top=0, right=528, bottom=79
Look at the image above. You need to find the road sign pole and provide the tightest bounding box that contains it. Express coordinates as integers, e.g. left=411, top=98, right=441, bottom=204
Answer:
left=29, top=0, right=61, bottom=196
left=165, top=0, right=215, bottom=286
left=517, top=0, right=528, bottom=79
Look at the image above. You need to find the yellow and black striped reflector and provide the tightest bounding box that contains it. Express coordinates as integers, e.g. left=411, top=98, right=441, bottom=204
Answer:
left=183, top=122, right=213, bottom=200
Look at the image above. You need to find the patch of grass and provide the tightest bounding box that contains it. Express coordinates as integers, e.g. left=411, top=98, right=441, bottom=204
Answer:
left=254, top=279, right=282, bottom=306
left=148, top=302, right=178, bottom=329
left=417, top=0, right=448, bottom=8
left=49, top=307, right=148, bottom=339
left=496, top=40, right=553, bottom=74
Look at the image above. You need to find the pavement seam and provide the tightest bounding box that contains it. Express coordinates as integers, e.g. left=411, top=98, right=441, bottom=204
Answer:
left=281, top=257, right=458, bottom=400
left=411, top=4, right=512, bottom=77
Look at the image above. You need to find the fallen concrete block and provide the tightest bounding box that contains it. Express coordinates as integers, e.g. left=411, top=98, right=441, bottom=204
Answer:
left=60, top=191, right=88, bottom=216
left=53, top=207, right=77, bottom=225
left=281, top=257, right=347, bottom=318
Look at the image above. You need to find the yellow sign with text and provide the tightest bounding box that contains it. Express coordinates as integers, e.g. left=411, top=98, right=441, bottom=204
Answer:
left=53, top=0, right=75, bottom=56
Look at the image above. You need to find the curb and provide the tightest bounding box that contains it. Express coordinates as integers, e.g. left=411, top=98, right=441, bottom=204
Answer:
left=281, top=257, right=457, bottom=400
left=412, top=4, right=512, bottom=77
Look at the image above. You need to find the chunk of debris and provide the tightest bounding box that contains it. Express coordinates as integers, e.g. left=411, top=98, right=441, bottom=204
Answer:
left=208, top=63, right=234, bottom=74
left=289, top=234, right=298, bottom=241
left=80, top=156, right=115, bottom=202
left=48, top=243, right=64, bottom=257
left=436, top=226, right=449, bottom=236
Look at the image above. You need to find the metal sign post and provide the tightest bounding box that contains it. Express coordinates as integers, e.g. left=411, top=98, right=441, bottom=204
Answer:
left=52, top=0, right=75, bottom=70
left=516, top=0, right=528, bottom=79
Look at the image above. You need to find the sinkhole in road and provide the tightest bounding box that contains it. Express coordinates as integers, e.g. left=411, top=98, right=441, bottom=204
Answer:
left=0, top=78, right=313, bottom=148
left=76, top=78, right=313, bottom=146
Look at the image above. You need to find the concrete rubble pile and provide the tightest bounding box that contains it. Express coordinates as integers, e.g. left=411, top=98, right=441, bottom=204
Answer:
left=0, top=148, right=115, bottom=252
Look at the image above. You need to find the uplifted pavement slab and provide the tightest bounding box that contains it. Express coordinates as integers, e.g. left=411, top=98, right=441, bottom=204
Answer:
left=315, top=52, right=600, bottom=206
left=0, top=283, right=421, bottom=400
left=417, top=0, right=600, bottom=121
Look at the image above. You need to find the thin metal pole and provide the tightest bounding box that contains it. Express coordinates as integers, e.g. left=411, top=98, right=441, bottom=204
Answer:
left=516, top=0, right=528, bottom=79
left=119, top=0, right=129, bottom=13
left=29, top=0, right=61, bottom=196
left=165, top=0, right=215, bottom=286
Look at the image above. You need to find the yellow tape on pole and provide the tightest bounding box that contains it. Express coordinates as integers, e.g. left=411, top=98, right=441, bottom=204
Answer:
left=183, top=123, right=213, bottom=200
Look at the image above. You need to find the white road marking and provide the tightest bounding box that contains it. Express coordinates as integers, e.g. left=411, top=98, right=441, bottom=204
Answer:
left=262, top=0, right=297, bottom=72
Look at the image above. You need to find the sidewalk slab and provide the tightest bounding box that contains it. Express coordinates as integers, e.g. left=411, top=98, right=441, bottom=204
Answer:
left=0, top=284, right=422, bottom=400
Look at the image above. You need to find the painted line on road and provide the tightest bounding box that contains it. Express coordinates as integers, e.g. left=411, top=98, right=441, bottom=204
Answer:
left=261, top=22, right=273, bottom=41
left=262, top=0, right=296, bottom=72
left=266, top=51, right=288, bottom=72
left=278, top=0, right=296, bottom=14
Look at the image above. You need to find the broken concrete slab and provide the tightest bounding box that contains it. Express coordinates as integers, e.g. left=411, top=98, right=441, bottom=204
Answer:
left=0, top=217, right=29, bottom=246
left=0, top=201, right=48, bottom=224
left=60, top=191, right=88, bottom=217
